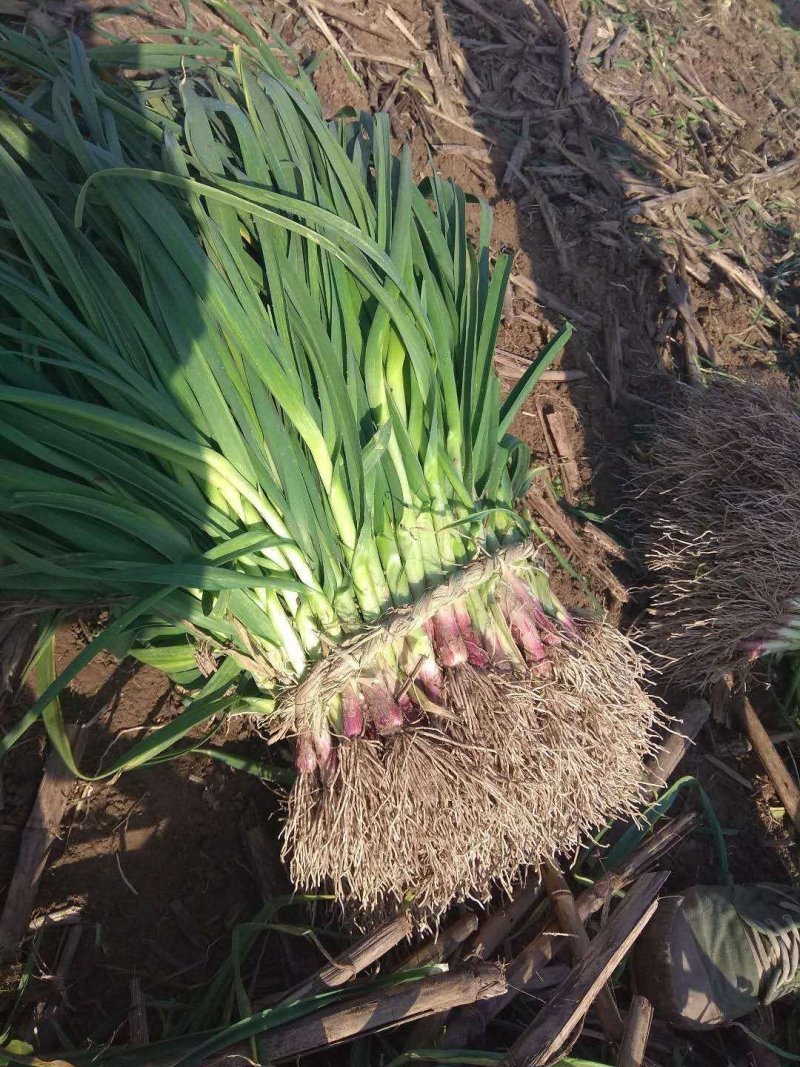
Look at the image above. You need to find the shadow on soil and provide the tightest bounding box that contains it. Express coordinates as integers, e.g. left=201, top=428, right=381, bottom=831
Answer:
left=1, top=654, right=325, bottom=1049
left=437, top=0, right=798, bottom=524
left=775, top=0, right=800, bottom=30
left=439, top=0, right=673, bottom=577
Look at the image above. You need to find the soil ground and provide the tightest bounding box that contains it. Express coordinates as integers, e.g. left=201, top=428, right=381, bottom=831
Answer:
left=0, top=0, right=799, bottom=1058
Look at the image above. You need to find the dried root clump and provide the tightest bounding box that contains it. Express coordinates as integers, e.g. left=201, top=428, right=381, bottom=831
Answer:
left=636, top=379, right=800, bottom=689
left=283, top=622, right=660, bottom=922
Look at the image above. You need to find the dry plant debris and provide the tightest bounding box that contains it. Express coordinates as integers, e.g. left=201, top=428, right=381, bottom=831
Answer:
left=204, top=803, right=693, bottom=1064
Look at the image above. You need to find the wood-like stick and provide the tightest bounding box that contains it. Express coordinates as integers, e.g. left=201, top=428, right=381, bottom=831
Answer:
left=740, top=696, right=800, bottom=834
left=501, top=873, right=666, bottom=1066
left=261, top=964, right=507, bottom=1062
left=284, top=911, right=413, bottom=1002
left=617, top=993, right=654, bottom=1067
left=0, top=726, right=85, bottom=960
left=541, top=860, right=624, bottom=1043
left=443, top=812, right=696, bottom=1047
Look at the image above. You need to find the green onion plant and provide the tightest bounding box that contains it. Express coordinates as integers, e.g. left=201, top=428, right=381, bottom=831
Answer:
left=0, top=22, right=658, bottom=914
left=638, top=378, right=800, bottom=700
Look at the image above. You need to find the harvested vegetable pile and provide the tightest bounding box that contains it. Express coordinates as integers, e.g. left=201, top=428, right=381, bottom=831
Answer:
left=638, top=379, right=800, bottom=691
left=0, top=23, right=658, bottom=916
